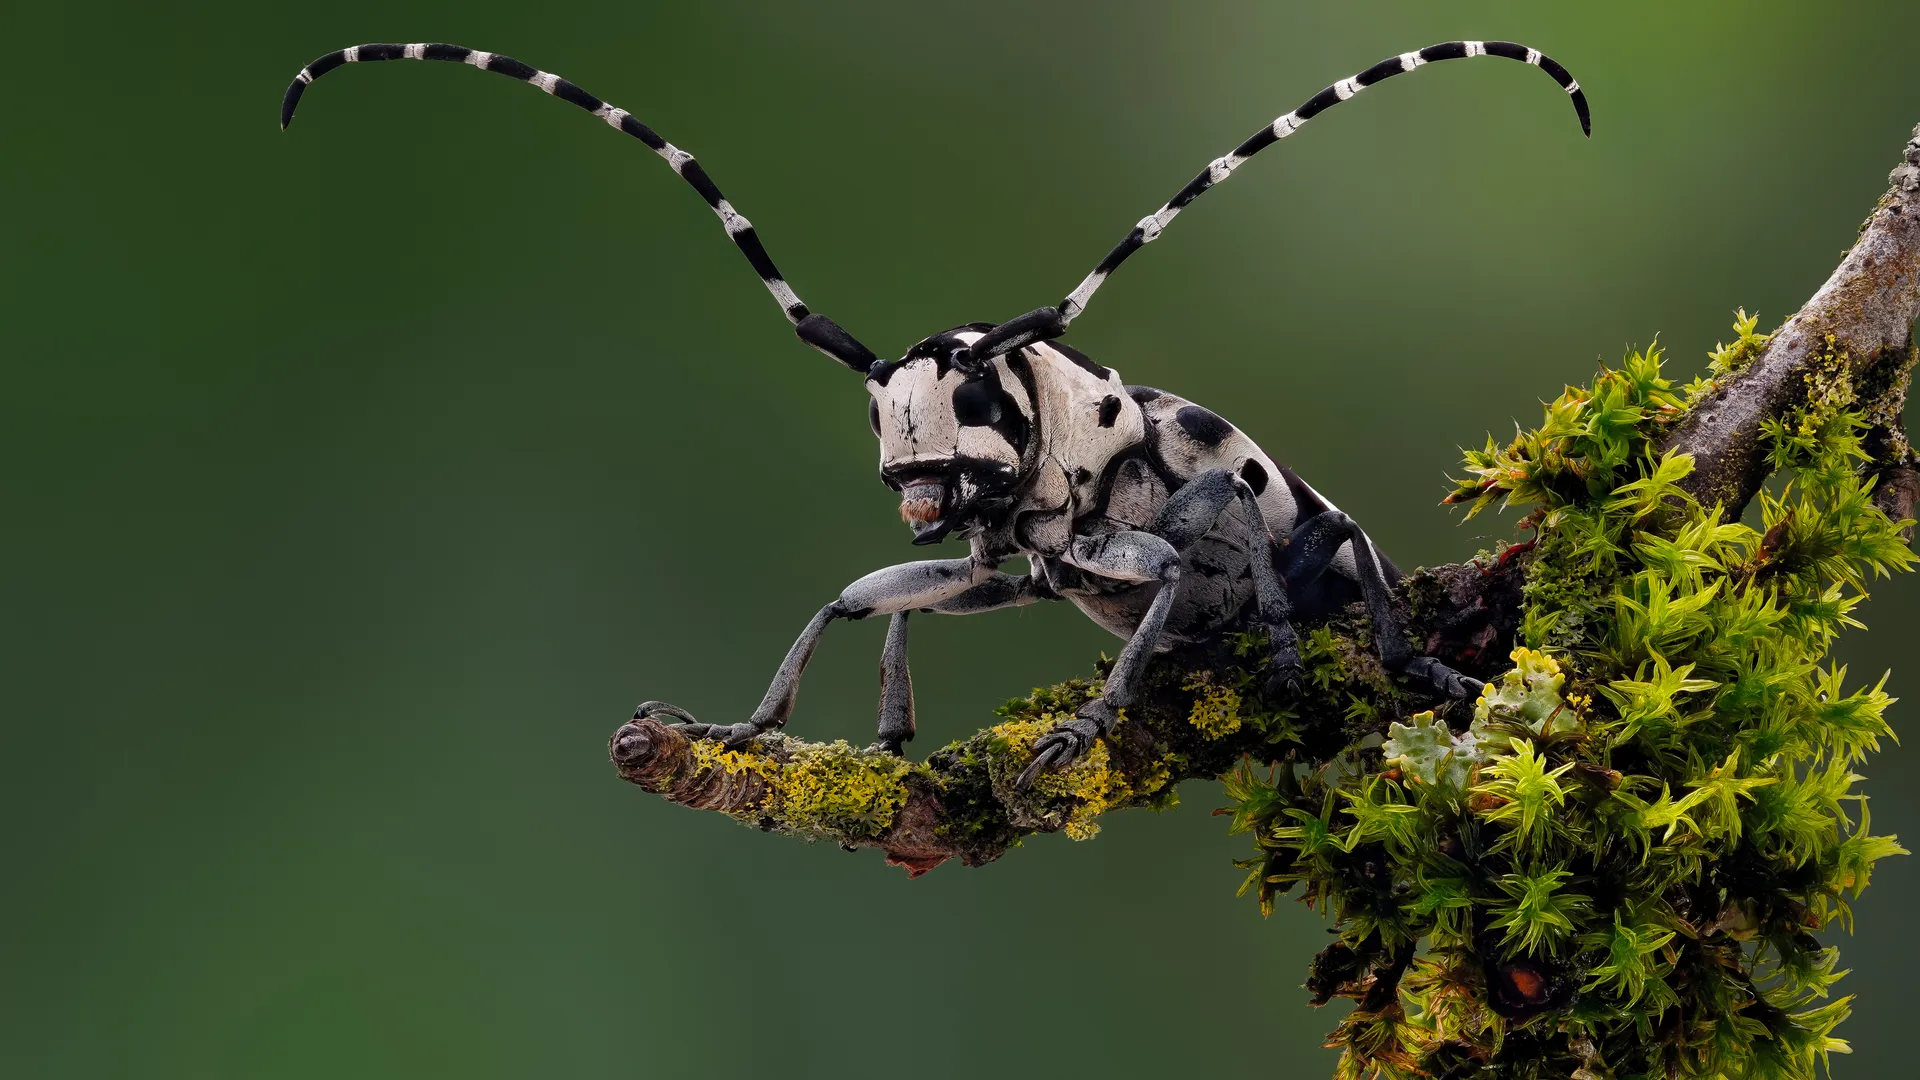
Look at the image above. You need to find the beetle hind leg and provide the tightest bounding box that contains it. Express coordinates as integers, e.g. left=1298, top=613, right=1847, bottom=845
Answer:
left=1280, top=511, right=1483, bottom=700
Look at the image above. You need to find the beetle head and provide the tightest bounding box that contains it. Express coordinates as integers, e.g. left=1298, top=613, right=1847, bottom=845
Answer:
left=864, top=326, right=1032, bottom=545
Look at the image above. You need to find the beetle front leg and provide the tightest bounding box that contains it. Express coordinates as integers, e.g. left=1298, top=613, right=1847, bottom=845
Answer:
left=639, top=557, right=989, bottom=748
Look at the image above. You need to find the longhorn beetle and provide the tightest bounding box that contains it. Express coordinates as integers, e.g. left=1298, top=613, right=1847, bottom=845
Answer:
left=282, top=39, right=1589, bottom=787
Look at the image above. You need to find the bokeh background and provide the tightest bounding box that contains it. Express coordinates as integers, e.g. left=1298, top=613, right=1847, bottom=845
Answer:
left=8, top=2, right=1920, bottom=1076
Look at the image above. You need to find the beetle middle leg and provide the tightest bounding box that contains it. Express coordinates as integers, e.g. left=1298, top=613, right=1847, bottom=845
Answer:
left=1019, top=468, right=1289, bottom=785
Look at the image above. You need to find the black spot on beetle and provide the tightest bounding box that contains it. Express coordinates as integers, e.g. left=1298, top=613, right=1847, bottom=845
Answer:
left=1098, top=395, right=1122, bottom=427
left=1174, top=405, right=1234, bottom=447
left=1050, top=342, right=1112, bottom=381
left=1125, top=385, right=1162, bottom=404
left=1239, top=458, right=1268, bottom=495
left=1280, top=465, right=1332, bottom=520
left=1073, top=467, right=1093, bottom=487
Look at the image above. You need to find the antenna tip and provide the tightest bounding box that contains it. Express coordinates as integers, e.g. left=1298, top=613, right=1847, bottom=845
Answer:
left=280, top=81, right=307, bottom=131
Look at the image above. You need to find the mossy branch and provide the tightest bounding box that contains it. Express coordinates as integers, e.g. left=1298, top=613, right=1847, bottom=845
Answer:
left=610, top=559, right=1526, bottom=873
left=609, top=118, right=1920, bottom=1080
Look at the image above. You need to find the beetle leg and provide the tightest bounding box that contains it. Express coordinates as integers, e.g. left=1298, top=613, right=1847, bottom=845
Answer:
left=1280, top=511, right=1483, bottom=699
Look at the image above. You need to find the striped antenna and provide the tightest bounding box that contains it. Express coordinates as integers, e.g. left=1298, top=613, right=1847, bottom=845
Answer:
left=968, top=40, right=1591, bottom=365
left=280, top=43, right=878, bottom=373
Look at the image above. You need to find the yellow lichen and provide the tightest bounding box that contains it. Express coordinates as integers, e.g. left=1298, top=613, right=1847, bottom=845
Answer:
left=767, top=740, right=910, bottom=842
left=685, top=738, right=777, bottom=781
left=1183, top=671, right=1244, bottom=738
left=987, top=711, right=1157, bottom=840
left=1132, top=758, right=1176, bottom=806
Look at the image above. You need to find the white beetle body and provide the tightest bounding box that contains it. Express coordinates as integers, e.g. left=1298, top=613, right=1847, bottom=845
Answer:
left=868, top=328, right=1377, bottom=653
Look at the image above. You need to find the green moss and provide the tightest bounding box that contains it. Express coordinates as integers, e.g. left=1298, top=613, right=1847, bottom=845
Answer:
left=1705, top=307, right=1772, bottom=380
left=1302, top=625, right=1351, bottom=690
left=1228, top=318, right=1915, bottom=1080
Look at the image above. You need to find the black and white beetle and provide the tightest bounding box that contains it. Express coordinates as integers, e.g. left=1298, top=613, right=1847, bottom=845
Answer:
left=282, top=39, right=1589, bottom=786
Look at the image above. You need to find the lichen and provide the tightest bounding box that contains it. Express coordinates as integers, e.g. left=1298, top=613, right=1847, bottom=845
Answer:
left=684, top=737, right=778, bottom=782
left=1381, top=711, right=1483, bottom=798
left=1472, top=646, right=1581, bottom=737
left=984, top=708, right=1156, bottom=840
left=1228, top=320, right=1915, bottom=1080
left=1184, top=670, right=1245, bottom=738
left=679, top=738, right=781, bottom=821
left=766, top=740, right=910, bottom=842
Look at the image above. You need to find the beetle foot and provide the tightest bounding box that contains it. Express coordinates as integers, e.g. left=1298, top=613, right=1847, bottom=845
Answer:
left=1014, top=699, right=1117, bottom=789
left=1402, top=657, right=1485, bottom=700
left=1264, top=636, right=1306, bottom=697
left=634, top=701, right=770, bottom=749
left=867, top=737, right=907, bottom=757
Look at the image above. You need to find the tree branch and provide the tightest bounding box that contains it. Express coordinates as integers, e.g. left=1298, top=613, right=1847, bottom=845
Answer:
left=1661, top=122, right=1920, bottom=521
left=610, top=121, right=1920, bottom=874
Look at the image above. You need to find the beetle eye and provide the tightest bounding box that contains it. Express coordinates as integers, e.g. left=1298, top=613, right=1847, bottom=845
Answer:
left=868, top=399, right=882, bottom=436
left=952, top=379, right=1001, bottom=426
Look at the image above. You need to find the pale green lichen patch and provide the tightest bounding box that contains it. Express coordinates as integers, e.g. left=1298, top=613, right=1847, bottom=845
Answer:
left=1381, top=711, right=1483, bottom=798
left=1473, top=646, right=1582, bottom=737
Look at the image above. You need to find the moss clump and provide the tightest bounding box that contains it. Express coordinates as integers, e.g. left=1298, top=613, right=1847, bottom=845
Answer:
left=767, top=740, right=910, bottom=842
left=1232, top=318, right=1915, bottom=1080
left=1704, top=307, right=1773, bottom=381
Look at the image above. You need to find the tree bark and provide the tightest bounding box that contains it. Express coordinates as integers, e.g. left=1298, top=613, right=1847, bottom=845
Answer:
left=609, top=121, right=1920, bottom=873
left=1660, top=123, right=1920, bottom=523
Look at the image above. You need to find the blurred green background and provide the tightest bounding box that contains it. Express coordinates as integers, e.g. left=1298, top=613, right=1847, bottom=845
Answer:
left=7, top=1, right=1920, bottom=1076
